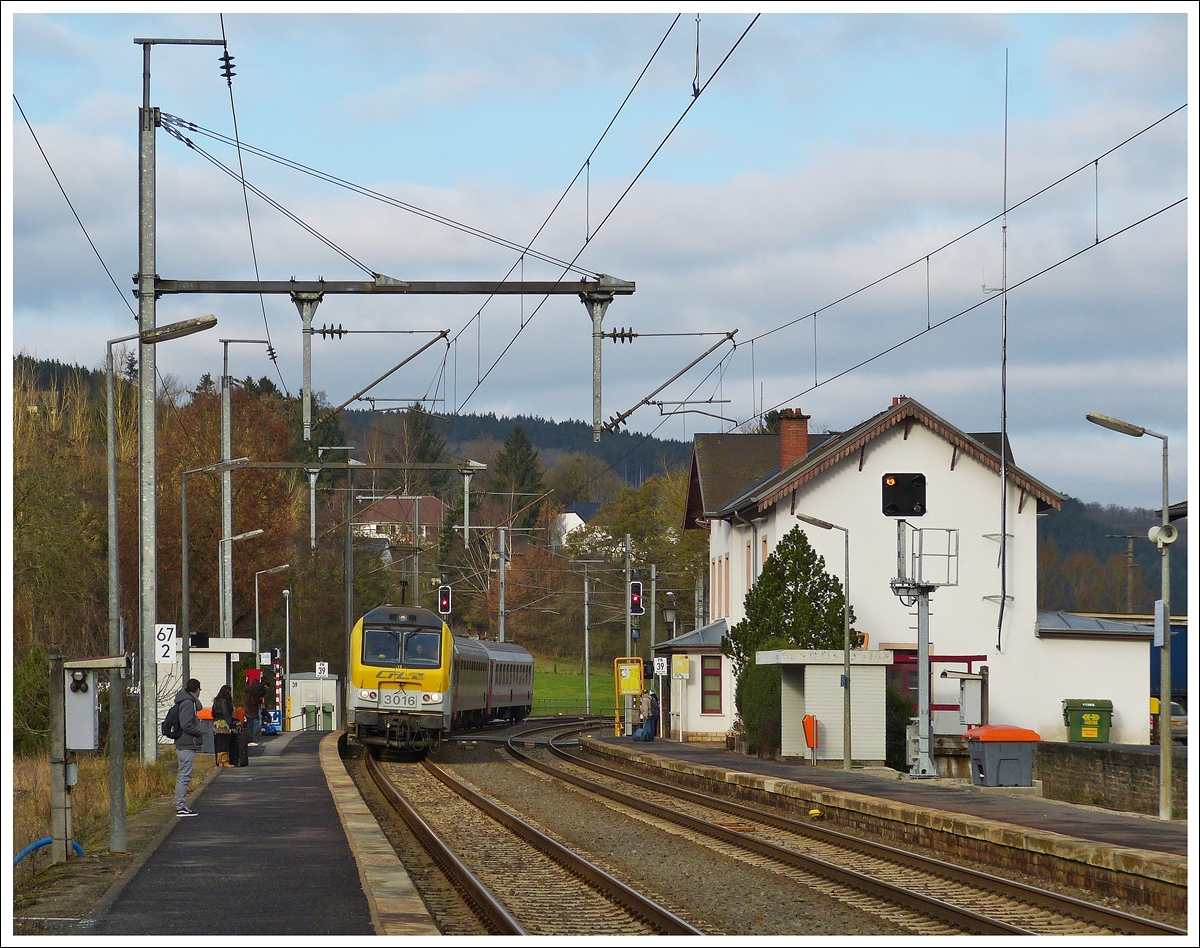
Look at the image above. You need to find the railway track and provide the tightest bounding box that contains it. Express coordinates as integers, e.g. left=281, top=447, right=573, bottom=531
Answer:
left=364, top=745, right=700, bottom=935
left=499, top=726, right=1186, bottom=937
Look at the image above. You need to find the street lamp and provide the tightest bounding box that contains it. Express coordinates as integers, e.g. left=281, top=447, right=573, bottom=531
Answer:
left=181, top=457, right=249, bottom=683
left=256, top=564, right=291, bottom=661
left=796, top=512, right=852, bottom=772
left=282, top=588, right=292, bottom=731
left=663, top=591, right=678, bottom=639
left=1087, top=411, right=1174, bottom=820
left=108, top=313, right=216, bottom=769
left=217, top=528, right=264, bottom=642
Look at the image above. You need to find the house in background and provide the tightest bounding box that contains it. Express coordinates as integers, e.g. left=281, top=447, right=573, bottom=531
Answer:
left=551, top=501, right=602, bottom=551
left=353, top=495, right=446, bottom=548
left=684, top=397, right=1153, bottom=754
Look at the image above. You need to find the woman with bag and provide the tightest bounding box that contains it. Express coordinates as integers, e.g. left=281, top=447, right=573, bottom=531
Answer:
left=212, top=684, right=238, bottom=768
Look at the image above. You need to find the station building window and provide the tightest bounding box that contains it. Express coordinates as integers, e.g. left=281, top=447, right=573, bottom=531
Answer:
left=701, top=656, right=722, bottom=714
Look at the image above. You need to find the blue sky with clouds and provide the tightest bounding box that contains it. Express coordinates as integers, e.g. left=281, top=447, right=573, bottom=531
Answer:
left=5, top=9, right=1194, bottom=510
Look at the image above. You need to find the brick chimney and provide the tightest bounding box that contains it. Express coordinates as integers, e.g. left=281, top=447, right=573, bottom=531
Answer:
left=779, top=408, right=810, bottom=470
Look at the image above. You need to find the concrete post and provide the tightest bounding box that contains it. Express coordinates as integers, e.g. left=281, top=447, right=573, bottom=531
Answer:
left=498, top=527, right=507, bottom=643
left=136, top=43, right=159, bottom=765
left=49, top=647, right=70, bottom=863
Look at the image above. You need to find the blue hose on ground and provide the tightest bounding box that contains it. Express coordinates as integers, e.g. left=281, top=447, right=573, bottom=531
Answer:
left=13, top=837, right=85, bottom=866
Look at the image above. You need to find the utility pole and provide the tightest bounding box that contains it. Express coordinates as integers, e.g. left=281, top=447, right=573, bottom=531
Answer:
left=220, top=339, right=268, bottom=639
left=624, top=535, right=632, bottom=655
left=134, top=35, right=224, bottom=764
left=583, top=572, right=591, bottom=715
left=1106, top=534, right=1140, bottom=614
left=650, top=563, right=657, bottom=649
left=498, top=526, right=507, bottom=643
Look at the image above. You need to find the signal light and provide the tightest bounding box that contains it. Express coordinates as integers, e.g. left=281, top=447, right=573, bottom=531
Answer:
left=629, top=581, right=644, bottom=615
left=438, top=585, right=452, bottom=615
left=882, top=472, right=927, bottom=517
left=271, top=647, right=282, bottom=663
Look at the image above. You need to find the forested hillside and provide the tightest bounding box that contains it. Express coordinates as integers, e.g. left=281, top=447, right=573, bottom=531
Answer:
left=1038, top=496, right=1187, bottom=614
left=342, top=409, right=690, bottom=484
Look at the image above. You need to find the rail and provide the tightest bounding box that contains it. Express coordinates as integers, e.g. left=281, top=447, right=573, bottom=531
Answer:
left=536, top=729, right=1187, bottom=937
left=363, top=750, right=524, bottom=935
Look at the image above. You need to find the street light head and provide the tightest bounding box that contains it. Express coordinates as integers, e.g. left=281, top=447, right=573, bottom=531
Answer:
left=282, top=589, right=290, bottom=598
left=140, top=314, right=217, bottom=344
left=228, top=528, right=265, bottom=543
left=1086, top=412, right=1145, bottom=438
left=796, top=512, right=835, bottom=531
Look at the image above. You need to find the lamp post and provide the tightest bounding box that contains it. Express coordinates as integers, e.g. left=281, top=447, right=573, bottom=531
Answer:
left=1086, top=411, right=1173, bottom=820
left=219, top=338, right=270, bottom=642
left=220, top=530, right=270, bottom=648
left=282, top=588, right=292, bottom=731
left=107, top=313, right=216, bottom=769
left=572, top=559, right=605, bottom=715
left=796, top=513, right=852, bottom=772
left=181, top=456, right=249, bottom=684
left=663, top=591, right=678, bottom=639
left=256, top=564, right=291, bottom=661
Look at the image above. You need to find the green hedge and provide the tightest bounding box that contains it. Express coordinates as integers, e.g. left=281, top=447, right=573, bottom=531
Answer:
left=736, top=663, right=781, bottom=757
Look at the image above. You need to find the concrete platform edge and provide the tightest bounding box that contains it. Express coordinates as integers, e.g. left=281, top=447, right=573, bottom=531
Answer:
left=75, top=763, right=221, bottom=932
left=318, top=731, right=440, bottom=936
left=582, top=737, right=1187, bottom=889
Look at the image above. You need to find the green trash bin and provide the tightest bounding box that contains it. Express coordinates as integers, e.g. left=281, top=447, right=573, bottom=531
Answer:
left=321, top=703, right=334, bottom=730
left=1062, top=699, right=1112, bottom=742
left=303, top=705, right=318, bottom=731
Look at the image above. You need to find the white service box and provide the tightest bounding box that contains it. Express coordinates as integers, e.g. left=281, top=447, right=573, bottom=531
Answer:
left=65, top=670, right=100, bottom=751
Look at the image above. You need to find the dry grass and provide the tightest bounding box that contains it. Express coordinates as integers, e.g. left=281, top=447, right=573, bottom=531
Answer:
left=13, top=749, right=214, bottom=883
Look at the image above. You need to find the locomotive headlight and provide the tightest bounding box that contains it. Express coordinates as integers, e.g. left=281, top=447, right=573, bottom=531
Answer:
left=358, top=689, right=378, bottom=701
left=421, top=692, right=443, bottom=704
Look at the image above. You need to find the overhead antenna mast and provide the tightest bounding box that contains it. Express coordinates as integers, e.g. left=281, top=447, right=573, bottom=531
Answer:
left=997, top=50, right=1011, bottom=650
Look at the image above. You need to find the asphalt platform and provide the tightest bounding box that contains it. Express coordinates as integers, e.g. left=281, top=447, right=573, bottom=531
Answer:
left=77, top=731, right=437, bottom=936
left=588, top=733, right=1188, bottom=857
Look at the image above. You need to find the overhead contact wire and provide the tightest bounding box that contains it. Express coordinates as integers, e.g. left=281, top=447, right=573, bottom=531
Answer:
left=14, top=94, right=138, bottom=321
left=219, top=16, right=289, bottom=395
left=455, top=14, right=759, bottom=414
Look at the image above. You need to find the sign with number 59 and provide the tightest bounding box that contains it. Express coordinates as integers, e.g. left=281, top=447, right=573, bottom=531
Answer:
left=155, top=624, right=177, bottom=664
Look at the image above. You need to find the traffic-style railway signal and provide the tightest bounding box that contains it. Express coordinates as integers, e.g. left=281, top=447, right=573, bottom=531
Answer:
left=438, top=585, right=452, bottom=615
left=629, top=581, right=644, bottom=615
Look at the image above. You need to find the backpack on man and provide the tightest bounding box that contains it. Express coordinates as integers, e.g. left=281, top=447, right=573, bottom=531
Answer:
left=161, top=702, right=183, bottom=740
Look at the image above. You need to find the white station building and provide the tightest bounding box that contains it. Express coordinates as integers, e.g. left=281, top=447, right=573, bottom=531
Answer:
left=681, top=397, right=1152, bottom=750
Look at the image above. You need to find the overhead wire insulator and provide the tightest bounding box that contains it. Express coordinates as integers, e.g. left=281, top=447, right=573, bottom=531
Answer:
left=266, top=344, right=277, bottom=362
left=318, top=324, right=346, bottom=339
left=219, top=49, right=236, bottom=84
left=605, top=327, right=637, bottom=344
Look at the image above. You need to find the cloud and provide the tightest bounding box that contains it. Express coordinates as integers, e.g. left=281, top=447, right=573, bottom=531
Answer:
left=8, top=12, right=1189, bottom=510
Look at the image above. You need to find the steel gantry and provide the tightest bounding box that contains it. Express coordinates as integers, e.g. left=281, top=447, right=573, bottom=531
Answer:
left=143, top=274, right=636, bottom=443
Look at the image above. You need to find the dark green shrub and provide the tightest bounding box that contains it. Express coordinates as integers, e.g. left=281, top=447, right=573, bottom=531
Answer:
left=886, top=684, right=915, bottom=772
left=736, top=662, right=781, bottom=757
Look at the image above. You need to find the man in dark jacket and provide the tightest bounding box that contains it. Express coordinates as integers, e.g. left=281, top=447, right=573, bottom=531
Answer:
left=174, top=679, right=204, bottom=816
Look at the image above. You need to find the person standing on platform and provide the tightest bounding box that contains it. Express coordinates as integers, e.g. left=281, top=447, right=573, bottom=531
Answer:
left=647, top=689, right=660, bottom=741
left=174, top=679, right=204, bottom=817
left=212, top=684, right=237, bottom=768
left=244, top=678, right=266, bottom=746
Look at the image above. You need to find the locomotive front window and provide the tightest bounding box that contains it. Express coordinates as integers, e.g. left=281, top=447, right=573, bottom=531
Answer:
left=403, top=631, right=441, bottom=668
left=364, top=628, right=401, bottom=664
